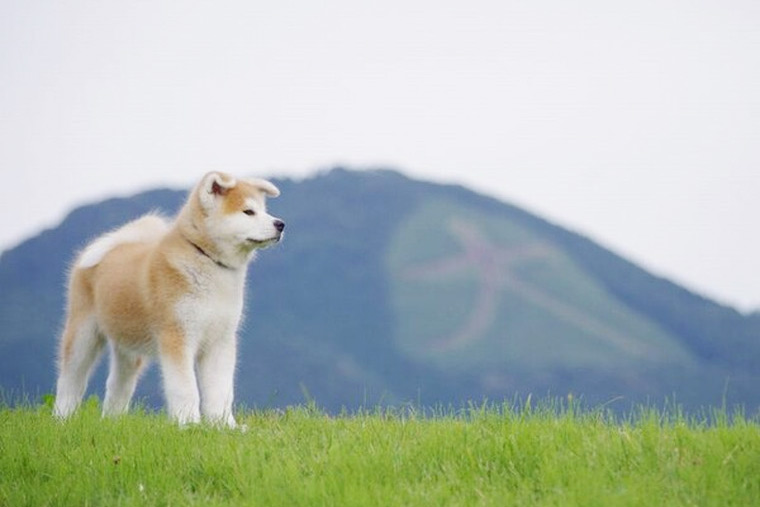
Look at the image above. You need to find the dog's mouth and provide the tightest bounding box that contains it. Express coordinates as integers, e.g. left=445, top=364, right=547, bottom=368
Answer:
left=245, top=234, right=282, bottom=247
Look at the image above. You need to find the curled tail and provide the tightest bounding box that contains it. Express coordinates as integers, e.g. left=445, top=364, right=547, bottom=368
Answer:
left=77, top=214, right=169, bottom=269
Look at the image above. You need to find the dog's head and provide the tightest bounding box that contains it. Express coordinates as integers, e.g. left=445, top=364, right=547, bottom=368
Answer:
left=185, top=172, right=284, bottom=267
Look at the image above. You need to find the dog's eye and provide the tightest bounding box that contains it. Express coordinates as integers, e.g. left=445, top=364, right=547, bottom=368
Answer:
left=243, top=209, right=256, bottom=216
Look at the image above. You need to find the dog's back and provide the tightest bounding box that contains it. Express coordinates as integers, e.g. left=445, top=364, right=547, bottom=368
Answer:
left=77, top=214, right=168, bottom=269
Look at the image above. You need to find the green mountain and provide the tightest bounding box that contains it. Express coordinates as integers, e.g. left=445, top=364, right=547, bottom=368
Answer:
left=1, top=169, right=758, bottom=412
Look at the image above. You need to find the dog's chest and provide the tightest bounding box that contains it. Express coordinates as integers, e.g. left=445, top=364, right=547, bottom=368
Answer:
left=174, top=267, right=246, bottom=344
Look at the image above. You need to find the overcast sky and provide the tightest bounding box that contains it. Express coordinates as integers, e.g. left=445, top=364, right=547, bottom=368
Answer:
left=1, top=1, right=758, bottom=312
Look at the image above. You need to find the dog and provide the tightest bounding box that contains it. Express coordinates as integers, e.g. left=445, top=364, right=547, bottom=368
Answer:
left=53, top=172, right=284, bottom=427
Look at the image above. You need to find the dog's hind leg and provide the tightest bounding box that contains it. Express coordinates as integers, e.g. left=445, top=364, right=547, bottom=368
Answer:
left=102, top=344, right=147, bottom=417
left=54, top=315, right=105, bottom=419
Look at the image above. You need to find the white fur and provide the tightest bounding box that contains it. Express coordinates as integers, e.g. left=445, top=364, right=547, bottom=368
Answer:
left=170, top=283, right=244, bottom=426
left=247, top=178, right=280, bottom=197
left=155, top=266, right=246, bottom=426
left=53, top=316, right=104, bottom=419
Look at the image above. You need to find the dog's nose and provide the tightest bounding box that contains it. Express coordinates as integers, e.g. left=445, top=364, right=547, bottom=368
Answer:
left=274, top=219, right=285, bottom=233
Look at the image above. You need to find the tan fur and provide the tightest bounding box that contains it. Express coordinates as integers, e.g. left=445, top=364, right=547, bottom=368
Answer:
left=54, top=172, right=284, bottom=426
left=220, top=181, right=263, bottom=215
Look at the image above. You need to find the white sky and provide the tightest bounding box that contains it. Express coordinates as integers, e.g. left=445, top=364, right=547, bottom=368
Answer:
left=1, top=1, right=758, bottom=312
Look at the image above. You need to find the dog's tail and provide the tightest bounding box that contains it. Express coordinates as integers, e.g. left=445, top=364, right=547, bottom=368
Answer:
left=77, top=214, right=169, bottom=269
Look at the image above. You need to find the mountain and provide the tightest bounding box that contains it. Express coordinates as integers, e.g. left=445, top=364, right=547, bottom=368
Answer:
left=1, top=169, right=758, bottom=412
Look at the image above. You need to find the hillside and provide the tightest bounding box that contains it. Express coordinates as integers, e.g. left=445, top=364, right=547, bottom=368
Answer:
left=1, top=169, right=758, bottom=412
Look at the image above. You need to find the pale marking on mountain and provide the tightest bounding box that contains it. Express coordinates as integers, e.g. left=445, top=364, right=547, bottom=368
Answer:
left=400, top=218, right=650, bottom=356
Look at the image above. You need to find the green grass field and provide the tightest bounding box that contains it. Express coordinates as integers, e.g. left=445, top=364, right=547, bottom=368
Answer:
left=1, top=398, right=758, bottom=506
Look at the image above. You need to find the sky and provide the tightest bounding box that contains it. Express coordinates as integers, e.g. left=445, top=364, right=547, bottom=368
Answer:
left=1, top=1, right=758, bottom=312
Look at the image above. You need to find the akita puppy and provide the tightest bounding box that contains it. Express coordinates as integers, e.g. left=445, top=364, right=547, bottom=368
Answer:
left=53, top=172, right=284, bottom=427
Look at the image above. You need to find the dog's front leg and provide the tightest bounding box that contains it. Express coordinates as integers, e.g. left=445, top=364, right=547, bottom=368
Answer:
left=159, top=329, right=201, bottom=425
left=197, top=334, right=238, bottom=428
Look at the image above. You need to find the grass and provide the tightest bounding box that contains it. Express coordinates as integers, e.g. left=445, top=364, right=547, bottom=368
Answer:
left=1, top=397, right=759, bottom=506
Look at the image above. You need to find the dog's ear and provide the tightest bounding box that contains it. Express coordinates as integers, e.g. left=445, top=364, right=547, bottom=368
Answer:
left=200, top=172, right=237, bottom=209
left=248, top=178, right=280, bottom=198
